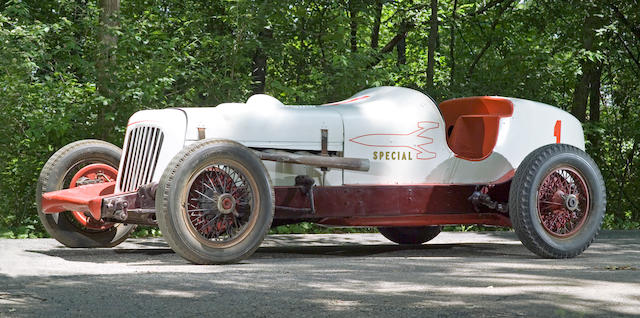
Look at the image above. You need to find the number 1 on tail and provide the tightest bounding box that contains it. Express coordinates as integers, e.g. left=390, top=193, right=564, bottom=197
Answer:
left=554, top=120, right=561, bottom=143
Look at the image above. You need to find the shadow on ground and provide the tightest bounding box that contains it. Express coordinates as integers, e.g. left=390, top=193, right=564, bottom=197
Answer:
left=1, top=231, right=639, bottom=317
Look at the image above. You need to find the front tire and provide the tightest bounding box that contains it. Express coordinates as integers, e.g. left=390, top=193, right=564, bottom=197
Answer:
left=156, top=140, right=274, bottom=264
left=509, top=144, right=606, bottom=258
left=378, top=226, right=442, bottom=245
left=36, top=140, right=135, bottom=247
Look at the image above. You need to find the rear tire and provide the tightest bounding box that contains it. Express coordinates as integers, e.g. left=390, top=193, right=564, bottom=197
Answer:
left=156, top=140, right=274, bottom=264
left=36, top=140, right=135, bottom=247
left=509, top=144, right=605, bottom=258
left=378, top=226, right=442, bottom=245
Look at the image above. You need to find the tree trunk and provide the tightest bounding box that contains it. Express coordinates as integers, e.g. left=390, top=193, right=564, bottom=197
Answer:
left=349, top=0, right=358, bottom=52
left=449, top=0, right=458, bottom=86
left=97, top=0, right=119, bottom=94
left=466, top=2, right=510, bottom=79
left=587, top=63, right=602, bottom=151
left=571, top=66, right=590, bottom=122
left=97, top=0, right=120, bottom=139
left=371, top=0, right=382, bottom=49
left=251, top=28, right=273, bottom=95
left=571, top=13, right=598, bottom=123
left=368, top=23, right=411, bottom=68
left=610, top=3, right=640, bottom=42
left=589, top=64, right=601, bottom=123
left=426, top=0, right=438, bottom=88
left=397, top=21, right=408, bottom=65
left=370, top=0, right=382, bottom=49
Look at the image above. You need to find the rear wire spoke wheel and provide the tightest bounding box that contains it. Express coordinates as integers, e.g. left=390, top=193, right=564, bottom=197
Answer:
left=537, top=167, right=589, bottom=238
left=156, top=140, right=274, bottom=264
left=36, top=140, right=136, bottom=247
left=509, top=144, right=606, bottom=258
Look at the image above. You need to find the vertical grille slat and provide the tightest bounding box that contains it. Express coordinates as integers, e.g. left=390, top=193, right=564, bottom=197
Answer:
left=118, top=126, right=165, bottom=192
left=141, top=129, right=158, bottom=185
left=146, top=129, right=162, bottom=184
left=129, top=127, right=146, bottom=191
left=134, top=127, right=151, bottom=189
left=123, top=129, right=138, bottom=191
left=119, top=132, right=134, bottom=191
left=148, top=132, right=164, bottom=185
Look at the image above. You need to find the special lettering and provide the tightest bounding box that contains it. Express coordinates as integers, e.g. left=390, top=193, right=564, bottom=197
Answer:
left=372, top=151, right=413, bottom=160
left=349, top=121, right=439, bottom=160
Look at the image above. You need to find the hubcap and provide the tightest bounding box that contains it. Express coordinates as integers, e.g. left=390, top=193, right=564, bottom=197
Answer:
left=565, top=194, right=579, bottom=212
left=217, top=194, right=236, bottom=215
left=68, top=163, right=117, bottom=230
left=537, top=167, right=590, bottom=238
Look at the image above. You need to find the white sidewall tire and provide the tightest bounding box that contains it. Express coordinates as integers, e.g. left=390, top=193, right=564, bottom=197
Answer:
left=156, top=140, right=274, bottom=264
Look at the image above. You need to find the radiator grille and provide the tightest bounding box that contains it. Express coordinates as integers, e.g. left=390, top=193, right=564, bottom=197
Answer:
left=118, top=126, right=164, bottom=192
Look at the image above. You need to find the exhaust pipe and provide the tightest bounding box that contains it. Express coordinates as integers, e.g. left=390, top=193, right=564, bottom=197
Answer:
left=255, top=151, right=370, bottom=172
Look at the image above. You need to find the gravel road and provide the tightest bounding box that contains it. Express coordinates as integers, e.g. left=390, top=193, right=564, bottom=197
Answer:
left=1, top=231, right=639, bottom=317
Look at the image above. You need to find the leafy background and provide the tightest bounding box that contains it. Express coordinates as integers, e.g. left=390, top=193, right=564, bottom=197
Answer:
left=1, top=0, right=639, bottom=238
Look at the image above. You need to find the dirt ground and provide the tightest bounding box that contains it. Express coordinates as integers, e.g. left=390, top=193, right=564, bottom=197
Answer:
left=1, top=230, right=639, bottom=317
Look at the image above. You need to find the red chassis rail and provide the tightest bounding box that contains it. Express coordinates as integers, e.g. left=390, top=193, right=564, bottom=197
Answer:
left=273, top=182, right=512, bottom=227
left=41, top=182, right=115, bottom=220
left=41, top=180, right=512, bottom=227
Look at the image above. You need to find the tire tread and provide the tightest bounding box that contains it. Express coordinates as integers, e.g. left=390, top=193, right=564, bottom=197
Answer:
left=509, top=144, right=606, bottom=258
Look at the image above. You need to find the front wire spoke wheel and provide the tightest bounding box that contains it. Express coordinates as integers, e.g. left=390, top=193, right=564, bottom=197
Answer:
left=156, top=140, right=274, bottom=264
left=185, top=165, right=254, bottom=244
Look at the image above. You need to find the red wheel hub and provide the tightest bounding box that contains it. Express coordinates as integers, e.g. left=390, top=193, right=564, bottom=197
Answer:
left=221, top=198, right=233, bottom=210
left=537, top=167, right=590, bottom=238
left=69, top=163, right=118, bottom=230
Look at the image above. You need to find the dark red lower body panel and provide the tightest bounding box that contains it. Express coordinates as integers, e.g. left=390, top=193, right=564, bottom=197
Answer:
left=274, top=182, right=511, bottom=227
left=41, top=179, right=512, bottom=228
left=316, top=214, right=511, bottom=227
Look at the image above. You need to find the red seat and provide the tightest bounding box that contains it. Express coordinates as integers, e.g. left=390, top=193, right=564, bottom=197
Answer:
left=439, top=97, right=513, bottom=161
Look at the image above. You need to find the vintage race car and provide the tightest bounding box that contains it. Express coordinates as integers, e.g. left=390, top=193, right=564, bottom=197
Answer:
left=37, top=86, right=606, bottom=264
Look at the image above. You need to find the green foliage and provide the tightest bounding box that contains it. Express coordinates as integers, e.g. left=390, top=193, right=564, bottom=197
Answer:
left=1, top=0, right=639, bottom=237
left=442, top=225, right=509, bottom=232
left=270, top=222, right=377, bottom=235
left=131, top=226, right=163, bottom=238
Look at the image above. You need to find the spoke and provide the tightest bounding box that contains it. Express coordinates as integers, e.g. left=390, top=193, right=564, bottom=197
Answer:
left=187, top=208, right=212, bottom=213
left=194, top=189, right=216, bottom=202
left=206, top=172, right=219, bottom=193
left=202, top=179, right=218, bottom=194
left=538, top=167, right=590, bottom=237
left=225, top=220, right=233, bottom=237
left=186, top=164, right=255, bottom=243
left=540, top=200, right=563, bottom=206
left=203, top=214, right=221, bottom=234
left=215, top=170, right=225, bottom=192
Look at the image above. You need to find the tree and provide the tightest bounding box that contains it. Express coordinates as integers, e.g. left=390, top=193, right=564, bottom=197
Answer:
left=97, top=0, right=120, bottom=138
left=571, top=5, right=602, bottom=123
left=251, top=28, right=273, bottom=94
left=2, top=0, right=640, bottom=238
left=426, top=0, right=438, bottom=88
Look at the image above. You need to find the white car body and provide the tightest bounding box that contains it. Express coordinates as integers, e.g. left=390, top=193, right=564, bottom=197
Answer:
left=116, top=86, right=584, bottom=193
left=39, top=85, right=604, bottom=263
